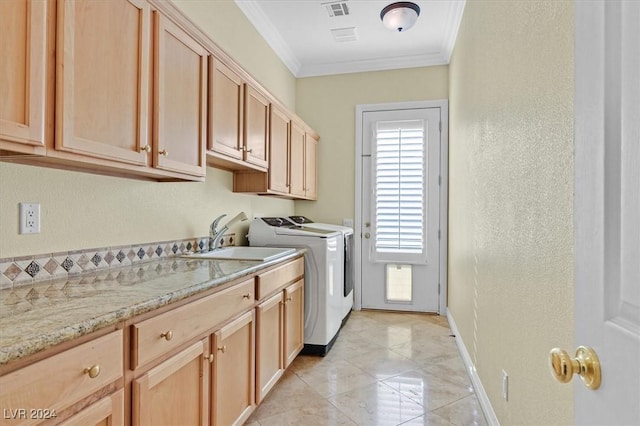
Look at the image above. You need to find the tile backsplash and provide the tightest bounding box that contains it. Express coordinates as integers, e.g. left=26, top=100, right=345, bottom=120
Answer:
left=0, top=234, right=235, bottom=289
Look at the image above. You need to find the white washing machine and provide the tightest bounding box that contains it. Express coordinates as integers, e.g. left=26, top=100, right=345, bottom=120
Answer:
left=248, top=217, right=343, bottom=355
left=288, top=216, right=354, bottom=324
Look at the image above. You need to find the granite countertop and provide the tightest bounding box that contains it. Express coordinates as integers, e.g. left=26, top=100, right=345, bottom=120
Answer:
left=0, top=249, right=305, bottom=366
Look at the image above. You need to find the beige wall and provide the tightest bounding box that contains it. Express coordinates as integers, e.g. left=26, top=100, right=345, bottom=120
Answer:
left=295, top=66, right=448, bottom=225
left=448, top=1, right=574, bottom=424
left=0, top=0, right=296, bottom=259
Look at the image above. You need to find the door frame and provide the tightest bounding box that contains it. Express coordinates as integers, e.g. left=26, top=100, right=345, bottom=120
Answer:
left=354, top=100, right=449, bottom=315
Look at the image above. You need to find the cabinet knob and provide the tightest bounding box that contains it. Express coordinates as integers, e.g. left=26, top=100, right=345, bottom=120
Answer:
left=159, top=149, right=168, bottom=156
left=83, top=365, right=101, bottom=379
left=286, top=296, right=293, bottom=302
left=207, top=354, right=214, bottom=363
left=139, top=145, right=151, bottom=153
left=218, top=345, right=227, bottom=353
left=243, top=293, right=251, bottom=299
left=160, top=330, right=173, bottom=341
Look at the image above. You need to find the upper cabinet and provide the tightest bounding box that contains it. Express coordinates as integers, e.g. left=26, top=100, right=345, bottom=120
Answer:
left=1, top=0, right=207, bottom=181
left=207, top=57, right=269, bottom=172
left=55, top=0, right=151, bottom=166
left=208, top=57, right=243, bottom=163
left=153, top=12, right=207, bottom=178
left=268, top=104, right=291, bottom=194
left=234, top=112, right=318, bottom=200
left=0, top=0, right=49, bottom=155
left=0, top=0, right=319, bottom=193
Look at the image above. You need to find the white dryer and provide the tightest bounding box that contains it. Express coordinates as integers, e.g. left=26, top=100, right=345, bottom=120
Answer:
left=288, top=216, right=354, bottom=323
left=248, top=217, right=343, bottom=356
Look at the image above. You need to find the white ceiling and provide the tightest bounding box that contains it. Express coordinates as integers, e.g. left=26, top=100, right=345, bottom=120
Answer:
left=235, top=0, right=466, bottom=78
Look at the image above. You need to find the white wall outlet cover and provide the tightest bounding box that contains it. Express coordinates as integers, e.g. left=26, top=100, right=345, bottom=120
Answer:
left=19, top=202, right=41, bottom=234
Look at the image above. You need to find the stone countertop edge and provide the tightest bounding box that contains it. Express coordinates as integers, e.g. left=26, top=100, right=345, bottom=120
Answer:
left=0, top=249, right=306, bottom=366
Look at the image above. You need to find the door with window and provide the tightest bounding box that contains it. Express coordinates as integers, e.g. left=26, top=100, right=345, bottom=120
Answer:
left=360, top=106, right=443, bottom=312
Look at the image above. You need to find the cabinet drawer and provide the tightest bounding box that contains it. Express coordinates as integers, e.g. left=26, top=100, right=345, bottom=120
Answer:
left=256, top=257, right=304, bottom=300
left=131, top=278, right=254, bottom=369
left=0, top=330, right=123, bottom=426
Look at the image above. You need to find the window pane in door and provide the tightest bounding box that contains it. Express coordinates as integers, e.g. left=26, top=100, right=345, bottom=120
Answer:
left=373, top=119, right=426, bottom=264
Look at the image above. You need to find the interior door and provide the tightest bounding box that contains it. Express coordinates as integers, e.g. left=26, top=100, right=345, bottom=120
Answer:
left=360, top=107, right=441, bottom=312
left=572, top=1, right=640, bottom=423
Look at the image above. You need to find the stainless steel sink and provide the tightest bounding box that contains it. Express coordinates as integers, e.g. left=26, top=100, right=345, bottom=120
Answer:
left=183, top=246, right=296, bottom=262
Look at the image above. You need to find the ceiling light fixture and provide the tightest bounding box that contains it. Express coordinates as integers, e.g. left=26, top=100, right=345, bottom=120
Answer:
left=380, top=2, right=421, bottom=32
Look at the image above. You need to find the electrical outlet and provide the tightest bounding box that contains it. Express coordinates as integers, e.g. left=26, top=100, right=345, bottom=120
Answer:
left=19, top=203, right=41, bottom=234
left=502, top=370, right=509, bottom=401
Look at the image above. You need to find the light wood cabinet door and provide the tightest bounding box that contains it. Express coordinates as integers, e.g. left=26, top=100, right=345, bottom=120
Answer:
left=56, top=0, right=151, bottom=165
left=153, top=12, right=207, bottom=177
left=269, top=104, right=290, bottom=194
left=0, top=0, right=47, bottom=150
left=243, top=85, right=269, bottom=170
left=133, top=339, right=209, bottom=426
left=304, top=132, right=318, bottom=200
left=58, top=389, right=124, bottom=426
left=255, top=291, right=284, bottom=403
left=209, top=58, right=243, bottom=161
left=289, top=121, right=306, bottom=198
left=212, top=310, right=255, bottom=426
left=0, top=330, right=123, bottom=426
left=284, top=279, right=304, bottom=367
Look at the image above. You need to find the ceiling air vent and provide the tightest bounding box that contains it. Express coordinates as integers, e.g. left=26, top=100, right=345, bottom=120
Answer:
left=331, top=27, right=358, bottom=42
left=323, top=1, right=350, bottom=18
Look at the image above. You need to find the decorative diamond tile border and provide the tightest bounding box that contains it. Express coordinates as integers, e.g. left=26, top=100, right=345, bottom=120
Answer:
left=0, top=235, right=229, bottom=289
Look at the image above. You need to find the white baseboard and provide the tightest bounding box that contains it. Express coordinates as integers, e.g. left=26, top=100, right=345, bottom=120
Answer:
left=447, top=308, right=500, bottom=426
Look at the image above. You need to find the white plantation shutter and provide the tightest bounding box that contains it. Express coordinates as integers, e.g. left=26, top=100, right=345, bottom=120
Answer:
left=372, top=119, right=427, bottom=264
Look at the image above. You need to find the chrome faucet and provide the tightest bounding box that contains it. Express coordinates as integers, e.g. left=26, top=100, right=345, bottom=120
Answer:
left=209, top=212, right=248, bottom=251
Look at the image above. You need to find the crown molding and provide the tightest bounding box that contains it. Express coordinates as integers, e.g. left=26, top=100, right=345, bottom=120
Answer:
left=234, top=0, right=302, bottom=76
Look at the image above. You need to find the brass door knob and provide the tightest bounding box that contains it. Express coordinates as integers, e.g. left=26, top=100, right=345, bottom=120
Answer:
left=139, top=145, right=151, bottom=153
left=207, top=354, right=214, bottom=363
left=159, top=149, right=168, bottom=156
left=218, top=345, right=227, bottom=353
left=160, top=331, right=173, bottom=341
left=364, top=232, right=371, bottom=239
left=549, top=346, right=601, bottom=390
left=84, top=365, right=101, bottom=379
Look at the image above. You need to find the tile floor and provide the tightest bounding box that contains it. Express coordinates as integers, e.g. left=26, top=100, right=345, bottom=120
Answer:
left=246, top=310, right=487, bottom=426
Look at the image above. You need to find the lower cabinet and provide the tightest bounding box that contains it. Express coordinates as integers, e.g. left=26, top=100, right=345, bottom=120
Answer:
left=284, top=279, right=305, bottom=368
left=212, top=311, right=255, bottom=426
left=255, top=291, right=284, bottom=403
left=58, top=389, right=125, bottom=426
left=0, top=256, right=304, bottom=426
left=133, top=339, right=209, bottom=426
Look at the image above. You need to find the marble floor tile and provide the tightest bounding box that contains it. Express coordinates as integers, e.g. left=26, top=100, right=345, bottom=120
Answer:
left=246, top=310, right=486, bottom=426
left=327, top=381, right=426, bottom=426
left=432, top=395, right=488, bottom=426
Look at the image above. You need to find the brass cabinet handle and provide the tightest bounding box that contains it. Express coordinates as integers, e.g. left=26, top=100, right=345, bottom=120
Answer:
left=218, top=345, right=227, bottom=353
left=159, top=149, right=168, bottom=156
left=84, top=365, right=101, bottom=379
left=207, top=354, right=214, bottom=363
left=242, top=293, right=251, bottom=299
left=160, top=330, right=173, bottom=341
left=549, top=346, right=601, bottom=390
left=139, top=145, right=151, bottom=153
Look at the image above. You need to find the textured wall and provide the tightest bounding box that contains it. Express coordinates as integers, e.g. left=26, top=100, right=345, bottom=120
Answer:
left=448, top=1, right=574, bottom=424
left=295, top=66, right=449, bottom=225
left=0, top=0, right=296, bottom=258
